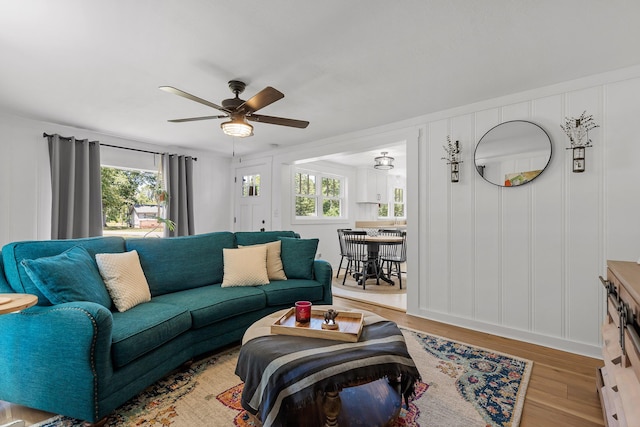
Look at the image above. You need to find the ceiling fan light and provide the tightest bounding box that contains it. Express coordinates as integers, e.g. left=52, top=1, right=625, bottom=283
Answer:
left=221, top=118, right=253, bottom=138
left=374, top=152, right=394, bottom=170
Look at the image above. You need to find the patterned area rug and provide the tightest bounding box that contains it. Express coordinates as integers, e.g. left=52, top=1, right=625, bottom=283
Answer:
left=34, top=329, right=531, bottom=427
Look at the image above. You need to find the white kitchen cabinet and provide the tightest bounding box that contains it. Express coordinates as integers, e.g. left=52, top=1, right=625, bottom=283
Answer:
left=356, top=168, right=388, bottom=204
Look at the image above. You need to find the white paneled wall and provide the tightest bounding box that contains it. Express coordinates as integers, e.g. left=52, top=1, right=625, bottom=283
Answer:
left=0, top=115, right=51, bottom=245
left=412, top=73, right=640, bottom=357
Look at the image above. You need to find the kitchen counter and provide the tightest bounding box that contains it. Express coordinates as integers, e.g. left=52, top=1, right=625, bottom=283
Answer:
left=355, top=220, right=406, bottom=229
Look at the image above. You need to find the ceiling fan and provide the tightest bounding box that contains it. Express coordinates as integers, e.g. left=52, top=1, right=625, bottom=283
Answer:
left=159, top=80, right=309, bottom=138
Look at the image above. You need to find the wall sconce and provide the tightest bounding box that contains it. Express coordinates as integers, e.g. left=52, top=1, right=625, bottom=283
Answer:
left=442, top=136, right=462, bottom=183
left=561, top=111, right=599, bottom=173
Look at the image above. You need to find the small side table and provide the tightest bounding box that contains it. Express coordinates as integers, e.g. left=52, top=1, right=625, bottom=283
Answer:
left=0, top=294, right=37, bottom=315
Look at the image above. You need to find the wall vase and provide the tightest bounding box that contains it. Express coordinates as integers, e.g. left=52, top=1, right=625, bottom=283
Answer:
left=450, top=161, right=460, bottom=182
left=572, top=146, right=586, bottom=173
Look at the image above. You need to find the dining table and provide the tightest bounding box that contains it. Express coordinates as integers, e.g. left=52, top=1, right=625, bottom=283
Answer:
left=347, top=234, right=403, bottom=286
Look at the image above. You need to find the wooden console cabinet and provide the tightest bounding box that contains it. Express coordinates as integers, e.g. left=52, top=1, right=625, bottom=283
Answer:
left=598, top=261, right=640, bottom=427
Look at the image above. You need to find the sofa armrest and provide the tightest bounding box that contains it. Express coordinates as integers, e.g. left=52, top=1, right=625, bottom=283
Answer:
left=313, top=259, right=333, bottom=304
left=0, top=301, right=114, bottom=421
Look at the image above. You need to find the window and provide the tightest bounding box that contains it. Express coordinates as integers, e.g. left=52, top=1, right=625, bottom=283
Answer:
left=393, top=187, right=405, bottom=217
left=101, top=166, right=168, bottom=237
left=242, top=174, right=260, bottom=197
left=378, top=186, right=405, bottom=218
left=294, top=169, right=345, bottom=219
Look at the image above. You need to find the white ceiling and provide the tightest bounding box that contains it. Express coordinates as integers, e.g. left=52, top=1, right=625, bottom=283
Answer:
left=1, top=1, right=639, bottom=159
left=306, top=143, right=408, bottom=176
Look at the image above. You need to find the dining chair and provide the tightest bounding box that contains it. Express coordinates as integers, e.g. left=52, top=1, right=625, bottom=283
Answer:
left=377, top=229, right=402, bottom=263
left=335, top=228, right=351, bottom=279
left=342, top=230, right=378, bottom=289
left=378, top=230, right=406, bottom=289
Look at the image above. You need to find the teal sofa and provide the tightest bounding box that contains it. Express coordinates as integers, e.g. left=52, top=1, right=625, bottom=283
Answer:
left=0, top=231, right=332, bottom=423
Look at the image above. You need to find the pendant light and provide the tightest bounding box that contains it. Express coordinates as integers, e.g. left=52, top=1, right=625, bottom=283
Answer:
left=374, top=152, right=394, bottom=170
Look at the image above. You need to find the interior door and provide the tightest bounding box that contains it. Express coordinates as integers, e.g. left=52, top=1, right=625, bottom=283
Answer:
left=234, top=162, right=271, bottom=232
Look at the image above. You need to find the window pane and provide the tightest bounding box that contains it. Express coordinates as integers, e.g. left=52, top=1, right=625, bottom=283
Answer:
left=296, top=196, right=316, bottom=216
left=322, top=199, right=341, bottom=217
left=295, top=172, right=316, bottom=195
left=322, top=177, right=340, bottom=197
left=242, top=174, right=260, bottom=197
left=394, top=203, right=404, bottom=217
left=378, top=203, right=389, bottom=217
left=394, top=188, right=403, bottom=202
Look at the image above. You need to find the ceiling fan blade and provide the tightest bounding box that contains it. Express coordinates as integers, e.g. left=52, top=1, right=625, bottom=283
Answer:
left=159, top=86, right=230, bottom=113
left=247, top=114, right=309, bottom=128
left=168, top=115, right=228, bottom=123
left=237, top=87, right=284, bottom=114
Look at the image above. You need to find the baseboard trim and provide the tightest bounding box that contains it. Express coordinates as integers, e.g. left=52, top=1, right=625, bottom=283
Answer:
left=412, top=308, right=602, bottom=359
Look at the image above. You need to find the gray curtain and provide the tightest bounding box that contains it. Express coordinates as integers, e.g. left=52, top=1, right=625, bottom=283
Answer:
left=47, top=134, right=103, bottom=239
left=163, top=154, right=195, bottom=237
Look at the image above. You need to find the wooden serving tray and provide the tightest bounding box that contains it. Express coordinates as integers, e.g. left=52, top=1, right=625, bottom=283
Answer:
left=271, top=308, right=364, bottom=342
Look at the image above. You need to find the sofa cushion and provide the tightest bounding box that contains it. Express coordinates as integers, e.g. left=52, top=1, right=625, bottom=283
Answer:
left=261, top=279, right=325, bottom=306
left=2, top=236, right=125, bottom=306
left=222, top=246, right=269, bottom=287
left=152, top=284, right=267, bottom=329
left=234, top=231, right=297, bottom=246
left=110, top=301, right=192, bottom=368
left=239, top=241, right=287, bottom=281
left=278, top=237, right=319, bottom=280
left=125, top=232, right=235, bottom=296
left=20, top=246, right=112, bottom=308
left=95, top=250, right=151, bottom=312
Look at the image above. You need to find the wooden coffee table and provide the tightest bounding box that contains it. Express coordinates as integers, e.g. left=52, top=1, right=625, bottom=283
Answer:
left=236, top=306, right=419, bottom=427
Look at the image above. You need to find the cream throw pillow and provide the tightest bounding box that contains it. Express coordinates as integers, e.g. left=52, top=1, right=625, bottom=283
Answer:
left=239, top=240, right=287, bottom=281
left=95, top=250, right=151, bottom=312
left=222, top=245, right=270, bottom=287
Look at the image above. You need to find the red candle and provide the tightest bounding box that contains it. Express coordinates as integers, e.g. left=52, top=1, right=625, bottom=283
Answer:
left=295, top=301, right=312, bottom=324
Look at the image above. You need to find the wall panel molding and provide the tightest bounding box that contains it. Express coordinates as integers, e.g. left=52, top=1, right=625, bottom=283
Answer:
left=411, top=69, right=640, bottom=358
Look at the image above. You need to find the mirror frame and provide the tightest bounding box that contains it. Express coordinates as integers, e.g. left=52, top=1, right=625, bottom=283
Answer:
left=474, top=120, right=552, bottom=187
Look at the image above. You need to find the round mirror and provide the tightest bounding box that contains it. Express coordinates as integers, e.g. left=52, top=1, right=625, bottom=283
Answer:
left=474, top=120, right=552, bottom=187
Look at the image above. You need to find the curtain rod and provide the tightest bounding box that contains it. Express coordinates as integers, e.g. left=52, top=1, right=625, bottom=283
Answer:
left=42, top=133, right=197, bottom=161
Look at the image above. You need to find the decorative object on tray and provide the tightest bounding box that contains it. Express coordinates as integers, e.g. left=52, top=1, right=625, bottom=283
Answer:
left=561, top=110, right=599, bottom=173
left=442, top=135, right=462, bottom=183
left=321, top=308, right=339, bottom=330
left=271, top=307, right=364, bottom=342
left=294, top=300, right=312, bottom=324
left=0, top=297, right=12, bottom=305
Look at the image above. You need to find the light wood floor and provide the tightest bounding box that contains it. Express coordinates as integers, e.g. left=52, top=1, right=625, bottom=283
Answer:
left=1, top=296, right=605, bottom=427
left=334, top=296, right=605, bottom=427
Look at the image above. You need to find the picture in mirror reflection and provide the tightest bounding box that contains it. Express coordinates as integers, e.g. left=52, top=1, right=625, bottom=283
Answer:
left=474, top=120, right=552, bottom=187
